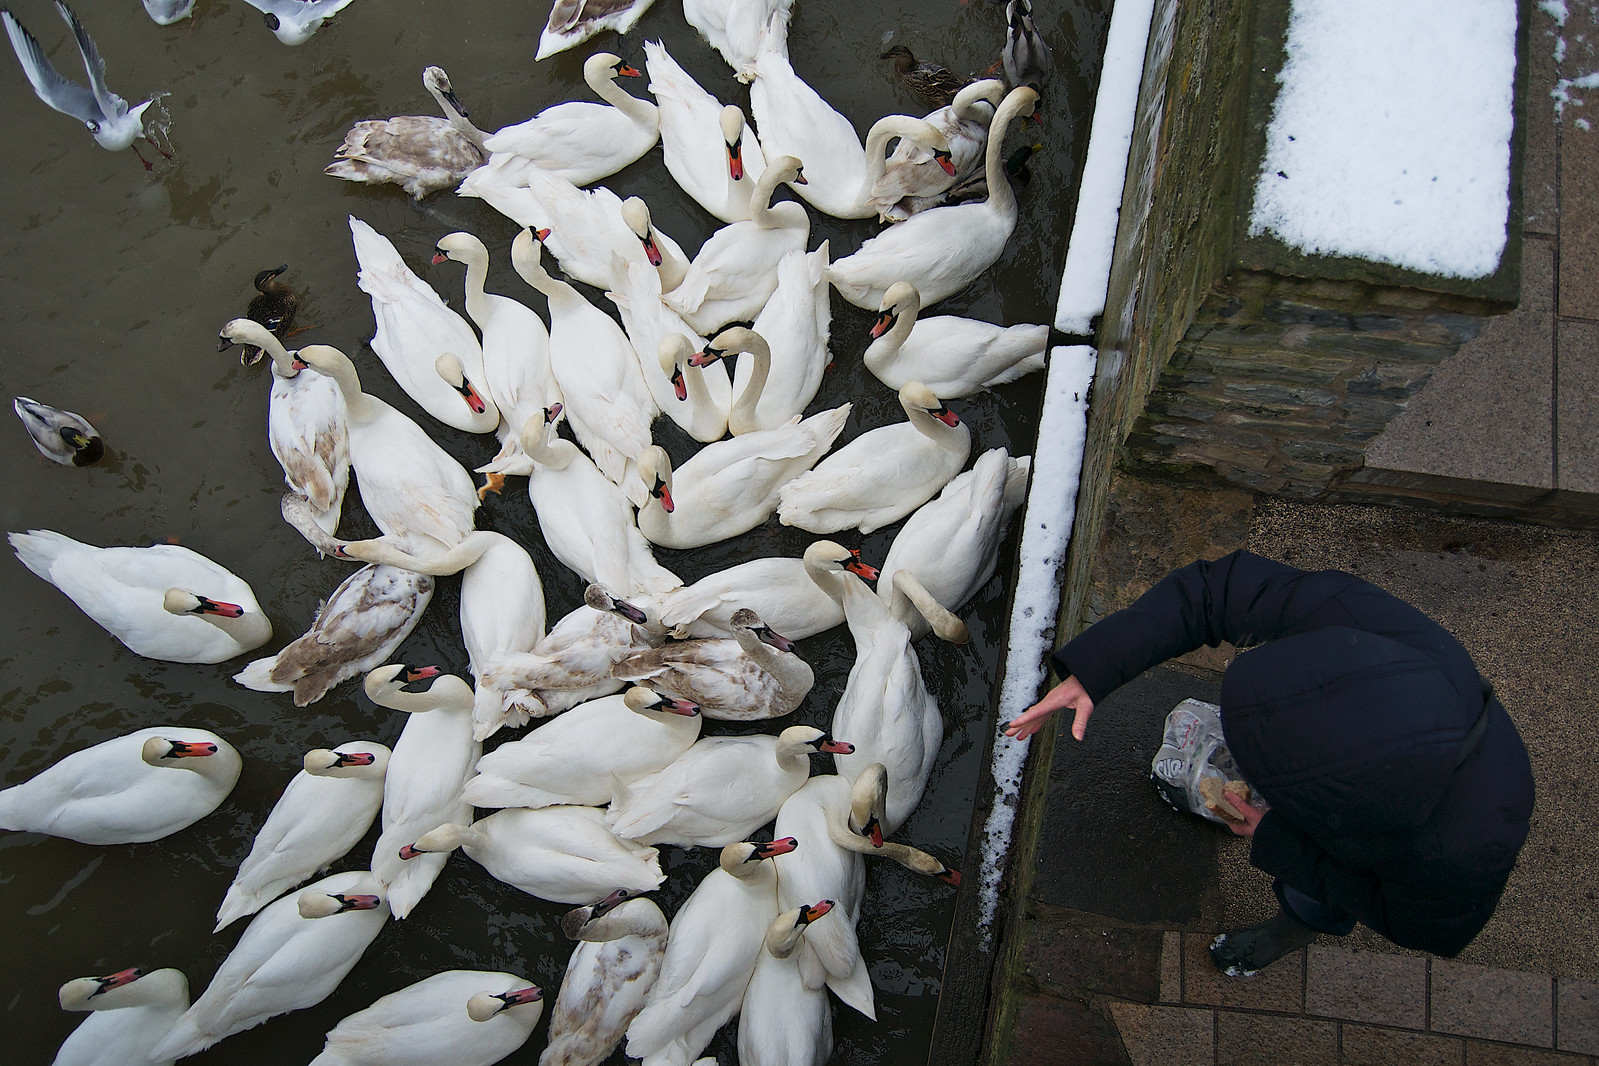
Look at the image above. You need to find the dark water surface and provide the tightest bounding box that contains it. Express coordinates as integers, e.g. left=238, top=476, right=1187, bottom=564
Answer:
left=0, top=0, right=1105, bottom=1061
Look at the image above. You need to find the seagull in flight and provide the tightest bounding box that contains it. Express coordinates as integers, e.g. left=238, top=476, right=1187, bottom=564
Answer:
left=2, top=1, right=168, bottom=168
left=238, top=0, right=359, bottom=46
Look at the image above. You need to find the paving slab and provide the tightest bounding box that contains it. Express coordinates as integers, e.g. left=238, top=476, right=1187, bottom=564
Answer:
left=1558, top=6, right=1599, bottom=320
left=1214, top=1011, right=1337, bottom=1066
left=1463, top=1042, right=1594, bottom=1066
left=1558, top=979, right=1599, bottom=1056
left=1340, top=1025, right=1465, bottom=1066
left=1365, top=235, right=1555, bottom=487
left=1526, top=1, right=1561, bottom=235
left=1304, top=943, right=1428, bottom=1028
left=1106, top=1003, right=1213, bottom=1066
left=1556, top=319, right=1599, bottom=494
left=1033, top=667, right=1223, bottom=923
left=1433, top=960, right=1555, bottom=1047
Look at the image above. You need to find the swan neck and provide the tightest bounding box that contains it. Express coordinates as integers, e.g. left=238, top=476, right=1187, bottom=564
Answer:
left=592, top=73, right=657, bottom=123
left=727, top=342, right=770, bottom=433
left=320, top=357, right=380, bottom=423
left=460, top=253, right=493, bottom=325
left=353, top=535, right=488, bottom=575
left=983, top=96, right=1028, bottom=218
left=198, top=610, right=273, bottom=648
left=749, top=170, right=793, bottom=229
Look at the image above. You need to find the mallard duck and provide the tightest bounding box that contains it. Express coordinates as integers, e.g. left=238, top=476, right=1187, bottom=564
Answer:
left=1004, top=0, right=1052, bottom=99
left=880, top=44, right=966, bottom=109
left=325, top=66, right=488, bottom=200
left=13, top=396, right=103, bottom=466
left=234, top=264, right=297, bottom=366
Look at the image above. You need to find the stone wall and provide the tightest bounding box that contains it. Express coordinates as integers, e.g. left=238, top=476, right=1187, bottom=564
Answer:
left=1059, top=0, right=1525, bottom=639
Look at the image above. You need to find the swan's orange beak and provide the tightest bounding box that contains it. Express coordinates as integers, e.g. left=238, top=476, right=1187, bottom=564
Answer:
left=535, top=227, right=552, bottom=242
left=934, top=149, right=957, bottom=176
left=932, top=404, right=960, bottom=427
left=641, top=234, right=663, bottom=266
left=617, top=63, right=641, bottom=77
left=870, top=311, right=895, bottom=339
left=845, top=549, right=879, bottom=582
left=727, top=139, right=745, bottom=181
left=754, top=836, right=799, bottom=859
left=431, top=251, right=448, bottom=265
left=163, top=740, right=218, bottom=758
left=398, top=844, right=423, bottom=861
left=652, top=479, right=674, bottom=513
left=331, top=750, right=376, bottom=767
left=91, top=968, right=145, bottom=995
left=194, top=596, right=245, bottom=618
left=937, top=866, right=962, bottom=887
left=669, top=364, right=688, bottom=401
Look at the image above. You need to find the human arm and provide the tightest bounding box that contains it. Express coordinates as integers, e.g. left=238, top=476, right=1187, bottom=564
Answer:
left=1003, top=674, right=1093, bottom=741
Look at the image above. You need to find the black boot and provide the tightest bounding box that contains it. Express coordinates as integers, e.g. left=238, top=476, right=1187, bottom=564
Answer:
left=1209, top=908, right=1319, bottom=976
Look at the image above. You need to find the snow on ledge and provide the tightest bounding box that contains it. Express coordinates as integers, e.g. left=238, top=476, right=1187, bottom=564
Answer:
left=1248, top=0, right=1516, bottom=279
left=976, top=344, right=1095, bottom=946
left=1053, top=0, right=1157, bottom=334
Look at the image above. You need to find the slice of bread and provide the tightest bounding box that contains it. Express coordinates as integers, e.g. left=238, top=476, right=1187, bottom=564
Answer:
left=1199, top=778, right=1252, bottom=822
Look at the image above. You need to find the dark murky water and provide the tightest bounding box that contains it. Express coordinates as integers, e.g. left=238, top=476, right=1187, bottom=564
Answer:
left=0, top=0, right=1105, bottom=1061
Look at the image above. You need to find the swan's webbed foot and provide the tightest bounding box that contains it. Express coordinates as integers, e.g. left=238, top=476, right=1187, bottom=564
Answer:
left=477, top=471, right=507, bottom=501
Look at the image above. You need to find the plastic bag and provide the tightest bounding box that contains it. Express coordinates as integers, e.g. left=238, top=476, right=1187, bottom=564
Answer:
left=1150, top=698, right=1252, bottom=825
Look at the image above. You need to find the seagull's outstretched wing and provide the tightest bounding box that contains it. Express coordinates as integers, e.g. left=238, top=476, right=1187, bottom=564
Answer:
left=55, top=1, right=128, bottom=120
left=2, top=7, right=101, bottom=125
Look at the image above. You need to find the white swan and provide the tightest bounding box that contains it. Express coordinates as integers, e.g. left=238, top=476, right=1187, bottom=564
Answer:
left=646, top=40, right=768, bottom=223
left=292, top=345, right=479, bottom=554
left=650, top=333, right=730, bottom=444
left=214, top=742, right=390, bottom=931
left=611, top=609, right=813, bottom=720
left=460, top=160, right=657, bottom=293
left=0, top=726, right=239, bottom=845
left=496, top=411, right=680, bottom=602
left=408, top=804, right=665, bottom=905
left=826, top=85, right=1039, bottom=309
left=864, top=281, right=1048, bottom=396
left=691, top=277, right=830, bottom=435
left=9, top=530, right=271, bottom=663
left=778, top=381, right=971, bottom=534
left=621, top=194, right=690, bottom=292
left=663, top=156, right=810, bottom=336
left=834, top=762, right=962, bottom=883
left=232, top=563, right=434, bottom=705
left=431, top=232, right=562, bottom=489
left=364, top=665, right=479, bottom=919
left=536, top=0, right=657, bottom=60
left=657, top=539, right=877, bottom=640
left=218, top=318, right=350, bottom=535
left=465, top=685, right=700, bottom=809
left=475, top=585, right=664, bottom=734
left=634, top=403, right=850, bottom=550
left=485, top=53, right=658, bottom=184
left=53, top=967, right=189, bottom=1066
left=543, top=891, right=668, bottom=1066
left=877, top=447, right=1030, bottom=639
left=826, top=570, right=940, bottom=836
left=751, top=28, right=955, bottom=220
left=683, top=0, right=792, bottom=81
left=147, top=872, right=390, bottom=1061
left=350, top=216, right=497, bottom=434
left=339, top=531, right=547, bottom=737
left=871, top=79, right=1006, bottom=220
left=603, top=259, right=730, bottom=440
left=309, top=970, right=544, bottom=1066
left=325, top=66, right=487, bottom=199
left=606, top=725, right=853, bottom=846
left=511, top=229, right=655, bottom=501
left=624, top=839, right=794, bottom=1066
left=771, top=775, right=871, bottom=1018
left=739, top=903, right=835, bottom=1066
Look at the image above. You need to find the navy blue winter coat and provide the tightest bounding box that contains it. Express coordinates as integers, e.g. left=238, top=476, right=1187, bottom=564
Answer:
left=1052, top=551, right=1534, bottom=956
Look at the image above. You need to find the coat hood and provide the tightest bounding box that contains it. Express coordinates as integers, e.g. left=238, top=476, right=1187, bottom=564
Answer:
left=1220, top=626, right=1484, bottom=835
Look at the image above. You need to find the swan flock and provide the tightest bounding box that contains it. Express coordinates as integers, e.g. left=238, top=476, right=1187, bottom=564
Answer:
left=4, top=1, right=1061, bottom=1063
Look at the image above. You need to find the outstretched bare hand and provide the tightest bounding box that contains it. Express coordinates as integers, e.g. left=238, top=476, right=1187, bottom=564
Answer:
left=1004, top=675, right=1095, bottom=741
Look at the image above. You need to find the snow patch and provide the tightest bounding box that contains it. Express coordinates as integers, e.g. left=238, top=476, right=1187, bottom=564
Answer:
left=1248, top=0, right=1515, bottom=279
left=1053, top=0, right=1157, bottom=334
left=977, top=344, right=1096, bottom=945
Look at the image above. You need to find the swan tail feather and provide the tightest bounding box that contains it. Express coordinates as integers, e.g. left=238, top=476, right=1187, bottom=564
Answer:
left=8, top=529, right=75, bottom=582
left=233, top=656, right=295, bottom=693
